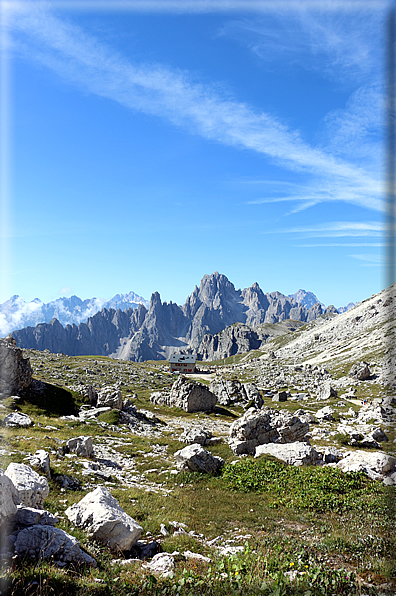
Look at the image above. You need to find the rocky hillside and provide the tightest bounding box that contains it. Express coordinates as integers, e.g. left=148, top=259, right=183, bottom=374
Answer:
left=10, top=273, right=335, bottom=362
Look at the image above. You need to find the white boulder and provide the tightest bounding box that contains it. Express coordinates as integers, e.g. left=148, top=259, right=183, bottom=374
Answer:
left=29, top=450, right=51, bottom=477
left=336, top=450, right=396, bottom=483
left=255, top=442, right=321, bottom=466
left=65, top=487, right=142, bottom=551
left=0, top=470, right=20, bottom=526
left=316, top=406, right=335, bottom=421
left=5, top=463, right=49, bottom=509
left=174, top=444, right=224, bottom=473
left=4, top=412, right=32, bottom=428
left=144, top=552, right=175, bottom=577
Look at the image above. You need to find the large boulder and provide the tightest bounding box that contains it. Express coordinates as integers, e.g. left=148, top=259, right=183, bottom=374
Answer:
left=174, top=444, right=224, bottom=473
left=0, top=336, right=32, bottom=396
left=209, top=379, right=262, bottom=408
left=229, top=407, right=310, bottom=455
left=65, top=487, right=142, bottom=551
left=317, top=382, right=337, bottom=400
left=13, top=525, right=96, bottom=566
left=348, top=361, right=371, bottom=381
left=255, top=442, right=321, bottom=466
left=0, top=470, right=20, bottom=528
left=335, top=450, right=396, bottom=484
left=151, top=376, right=217, bottom=413
left=96, top=386, right=123, bottom=410
left=5, top=463, right=49, bottom=509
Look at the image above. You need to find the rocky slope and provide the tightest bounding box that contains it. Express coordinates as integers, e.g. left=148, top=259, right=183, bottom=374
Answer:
left=10, top=273, right=334, bottom=362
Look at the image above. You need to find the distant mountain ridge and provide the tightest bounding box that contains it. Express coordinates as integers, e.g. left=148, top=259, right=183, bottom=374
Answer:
left=0, top=291, right=149, bottom=336
left=11, top=272, right=344, bottom=361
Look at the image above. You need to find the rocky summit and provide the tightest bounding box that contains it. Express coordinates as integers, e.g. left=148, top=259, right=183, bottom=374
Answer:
left=10, top=273, right=336, bottom=362
left=0, top=281, right=394, bottom=595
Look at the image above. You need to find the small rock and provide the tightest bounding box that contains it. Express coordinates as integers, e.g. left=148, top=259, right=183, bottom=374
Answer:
left=4, top=412, right=33, bottom=428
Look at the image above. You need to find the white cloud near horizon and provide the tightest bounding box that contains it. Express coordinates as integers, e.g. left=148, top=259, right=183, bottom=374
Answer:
left=4, top=1, right=384, bottom=215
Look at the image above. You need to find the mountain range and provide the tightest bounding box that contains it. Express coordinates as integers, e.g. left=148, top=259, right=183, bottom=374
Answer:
left=0, top=292, right=149, bottom=337
left=10, top=272, right=346, bottom=361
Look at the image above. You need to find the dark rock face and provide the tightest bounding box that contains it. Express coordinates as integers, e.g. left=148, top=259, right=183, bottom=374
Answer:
left=11, top=272, right=333, bottom=362
left=0, top=336, right=32, bottom=396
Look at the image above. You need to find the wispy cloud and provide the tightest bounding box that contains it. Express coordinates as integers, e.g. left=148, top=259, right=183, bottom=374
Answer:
left=219, top=6, right=383, bottom=83
left=5, top=1, right=384, bottom=214
left=263, top=221, right=384, bottom=237
left=298, top=242, right=387, bottom=247
left=349, top=253, right=385, bottom=266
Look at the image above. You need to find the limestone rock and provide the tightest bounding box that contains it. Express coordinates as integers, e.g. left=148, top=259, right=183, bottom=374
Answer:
left=320, top=446, right=343, bottom=463
left=229, top=407, right=310, bottom=455
left=317, top=382, right=337, bottom=400
left=13, top=525, right=96, bottom=566
left=348, top=361, right=370, bottom=381
left=29, top=450, right=51, bottom=477
left=174, top=444, right=224, bottom=473
left=4, top=412, right=33, bottom=428
left=0, top=336, right=32, bottom=396
left=255, top=442, right=320, bottom=466
left=97, top=386, right=123, bottom=410
left=294, top=409, right=316, bottom=424
left=66, top=436, right=93, bottom=458
left=143, top=552, right=175, bottom=577
left=13, top=505, right=58, bottom=528
left=5, top=463, right=49, bottom=509
left=151, top=376, right=217, bottom=413
left=65, top=487, right=142, bottom=551
left=316, top=406, right=335, bottom=421
left=336, top=450, right=396, bottom=483
left=272, top=391, right=287, bottom=403
left=180, top=427, right=213, bottom=445
left=0, top=470, right=20, bottom=527
left=209, top=379, right=262, bottom=408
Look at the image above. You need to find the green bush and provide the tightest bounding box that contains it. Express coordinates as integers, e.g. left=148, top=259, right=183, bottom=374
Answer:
left=222, top=457, right=386, bottom=513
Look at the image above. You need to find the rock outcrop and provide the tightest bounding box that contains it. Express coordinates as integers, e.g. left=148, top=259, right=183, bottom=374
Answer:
left=229, top=407, right=310, bottom=455
left=150, top=376, right=217, bottom=413
left=209, top=379, right=263, bottom=409
left=0, top=336, right=32, bottom=396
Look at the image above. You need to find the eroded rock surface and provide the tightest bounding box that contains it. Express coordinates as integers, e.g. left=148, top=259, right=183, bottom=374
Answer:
left=0, top=336, right=32, bottom=396
left=229, top=407, right=310, bottom=455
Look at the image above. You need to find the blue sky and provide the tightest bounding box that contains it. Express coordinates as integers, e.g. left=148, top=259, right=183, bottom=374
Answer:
left=0, top=0, right=391, bottom=309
